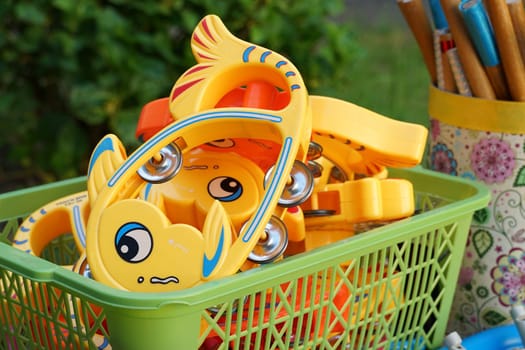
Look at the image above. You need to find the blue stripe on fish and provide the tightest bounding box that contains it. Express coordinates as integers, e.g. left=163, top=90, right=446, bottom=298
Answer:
left=242, top=46, right=256, bottom=62
left=260, top=51, right=272, bottom=63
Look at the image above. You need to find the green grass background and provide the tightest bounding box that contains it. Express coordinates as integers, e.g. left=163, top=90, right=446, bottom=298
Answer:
left=341, top=14, right=430, bottom=129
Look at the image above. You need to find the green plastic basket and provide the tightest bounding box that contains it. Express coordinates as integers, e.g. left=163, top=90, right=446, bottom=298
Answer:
left=0, top=167, right=489, bottom=350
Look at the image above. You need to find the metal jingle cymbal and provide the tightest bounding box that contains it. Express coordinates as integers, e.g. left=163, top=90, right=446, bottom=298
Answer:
left=329, top=163, right=348, bottom=183
left=307, top=141, right=323, bottom=161
left=137, top=143, right=183, bottom=184
left=307, top=160, right=323, bottom=178
left=248, top=215, right=288, bottom=264
left=265, top=160, right=314, bottom=208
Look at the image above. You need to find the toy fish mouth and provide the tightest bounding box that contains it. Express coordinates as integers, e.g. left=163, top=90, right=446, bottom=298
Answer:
left=150, top=276, right=180, bottom=284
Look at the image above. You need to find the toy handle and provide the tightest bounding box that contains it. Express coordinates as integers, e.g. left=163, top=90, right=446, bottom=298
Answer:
left=215, top=81, right=290, bottom=111
left=13, top=192, right=89, bottom=256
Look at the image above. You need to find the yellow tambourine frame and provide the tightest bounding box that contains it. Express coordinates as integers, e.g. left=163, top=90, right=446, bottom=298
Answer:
left=86, top=15, right=312, bottom=292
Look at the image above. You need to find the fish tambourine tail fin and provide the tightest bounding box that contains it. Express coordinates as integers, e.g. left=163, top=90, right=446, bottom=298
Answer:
left=169, top=14, right=307, bottom=122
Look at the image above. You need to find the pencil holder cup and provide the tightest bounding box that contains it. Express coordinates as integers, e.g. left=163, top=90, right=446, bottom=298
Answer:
left=428, top=85, right=525, bottom=336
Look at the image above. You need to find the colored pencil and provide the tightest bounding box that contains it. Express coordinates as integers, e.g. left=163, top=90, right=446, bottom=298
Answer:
left=434, top=29, right=458, bottom=92
left=446, top=47, right=472, bottom=95
left=460, top=0, right=511, bottom=100
left=429, top=0, right=470, bottom=94
left=439, top=0, right=496, bottom=99
left=507, top=0, right=525, bottom=67
left=485, top=0, right=525, bottom=101
left=397, top=0, right=438, bottom=84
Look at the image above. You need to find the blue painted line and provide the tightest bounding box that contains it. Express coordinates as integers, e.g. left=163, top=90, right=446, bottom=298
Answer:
left=88, top=136, right=115, bottom=177
left=144, top=183, right=153, bottom=200
left=98, top=337, right=110, bottom=350
left=260, top=50, right=272, bottom=63
left=275, top=60, right=287, bottom=68
left=116, top=222, right=146, bottom=244
left=242, top=45, right=256, bottom=62
left=73, top=205, right=86, bottom=248
left=242, top=137, right=293, bottom=243
left=202, top=227, right=225, bottom=278
left=108, top=110, right=282, bottom=187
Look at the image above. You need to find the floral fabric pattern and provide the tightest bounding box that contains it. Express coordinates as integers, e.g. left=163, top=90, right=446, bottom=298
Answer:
left=429, top=118, right=525, bottom=336
left=491, top=248, right=525, bottom=306
left=430, top=143, right=457, bottom=175
left=470, top=137, right=515, bottom=184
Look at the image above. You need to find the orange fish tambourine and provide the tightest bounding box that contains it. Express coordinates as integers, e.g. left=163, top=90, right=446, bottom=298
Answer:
left=85, top=14, right=313, bottom=292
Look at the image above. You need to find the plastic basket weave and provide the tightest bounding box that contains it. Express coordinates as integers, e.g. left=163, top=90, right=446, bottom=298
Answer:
left=0, top=167, right=489, bottom=350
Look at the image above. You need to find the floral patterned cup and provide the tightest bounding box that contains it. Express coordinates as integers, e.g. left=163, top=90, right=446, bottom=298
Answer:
left=428, top=86, right=525, bottom=336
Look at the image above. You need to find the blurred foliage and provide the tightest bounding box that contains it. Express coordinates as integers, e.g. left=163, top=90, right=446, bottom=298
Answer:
left=0, top=0, right=360, bottom=190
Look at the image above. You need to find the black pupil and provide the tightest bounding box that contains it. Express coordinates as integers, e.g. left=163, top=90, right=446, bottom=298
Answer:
left=117, top=236, right=139, bottom=261
left=221, top=177, right=239, bottom=192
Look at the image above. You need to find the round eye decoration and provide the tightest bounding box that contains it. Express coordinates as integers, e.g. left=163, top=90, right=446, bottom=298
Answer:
left=206, top=139, right=236, bottom=148
left=115, top=222, right=153, bottom=263
left=208, top=176, right=243, bottom=202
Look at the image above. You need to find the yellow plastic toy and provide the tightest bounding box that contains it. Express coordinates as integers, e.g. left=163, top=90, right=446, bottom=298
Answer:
left=139, top=147, right=308, bottom=267
left=85, top=14, right=312, bottom=292
left=135, top=86, right=427, bottom=237
left=310, top=95, right=427, bottom=175
left=9, top=145, right=118, bottom=348
left=140, top=149, right=265, bottom=233
left=13, top=191, right=89, bottom=256
left=15, top=14, right=427, bottom=294
left=301, top=95, right=427, bottom=229
left=131, top=19, right=428, bottom=258
left=11, top=131, right=127, bottom=258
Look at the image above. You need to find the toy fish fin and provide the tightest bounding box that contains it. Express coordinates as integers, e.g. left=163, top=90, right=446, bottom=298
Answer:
left=168, top=14, right=248, bottom=117
left=201, top=200, right=233, bottom=280
left=190, top=14, right=243, bottom=63
left=87, top=134, right=127, bottom=208
left=169, top=14, right=306, bottom=122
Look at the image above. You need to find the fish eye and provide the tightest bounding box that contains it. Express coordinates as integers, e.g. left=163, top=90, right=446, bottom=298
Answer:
left=115, top=222, right=153, bottom=263
left=208, top=176, right=243, bottom=202
left=206, top=139, right=235, bottom=148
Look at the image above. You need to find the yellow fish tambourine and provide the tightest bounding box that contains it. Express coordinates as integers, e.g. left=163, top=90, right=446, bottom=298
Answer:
left=85, top=14, right=313, bottom=292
